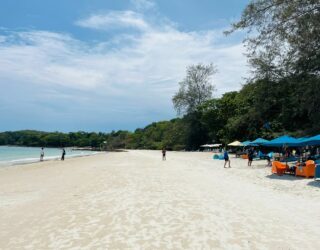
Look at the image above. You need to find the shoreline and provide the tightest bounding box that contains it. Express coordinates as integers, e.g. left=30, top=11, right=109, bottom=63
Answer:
left=0, top=148, right=102, bottom=168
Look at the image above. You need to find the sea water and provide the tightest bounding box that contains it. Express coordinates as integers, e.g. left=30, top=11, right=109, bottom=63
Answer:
left=0, top=146, right=99, bottom=167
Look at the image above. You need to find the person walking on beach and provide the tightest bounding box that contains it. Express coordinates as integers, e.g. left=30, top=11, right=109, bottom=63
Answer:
left=162, top=147, right=166, bottom=161
left=40, top=147, right=44, bottom=161
left=248, top=148, right=254, bottom=167
left=61, top=148, right=66, bottom=161
left=223, top=149, right=231, bottom=168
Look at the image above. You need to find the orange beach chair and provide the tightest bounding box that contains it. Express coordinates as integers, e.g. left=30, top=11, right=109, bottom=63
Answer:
left=295, top=160, right=315, bottom=178
left=272, top=161, right=287, bottom=175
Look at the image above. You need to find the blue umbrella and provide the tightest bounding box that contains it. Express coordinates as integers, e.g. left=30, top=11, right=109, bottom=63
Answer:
left=242, top=140, right=251, bottom=146
left=297, top=137, right=309, bottom=141
left=294, top=137, right=309, bottom=146
left=249, top=138, right=269, bottom=145
left=300, top=135, right=320, bottom=146
left=264, top=135, right=301, bottom=147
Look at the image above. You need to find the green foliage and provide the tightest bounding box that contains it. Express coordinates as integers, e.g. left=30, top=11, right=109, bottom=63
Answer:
left=0, top=130, right=108, bottom=149
left=126, top=119, right=188, bottom=150
left=1, top=74, right=319, bottom=151
left=196, top=76, right=320, bottom=143
left=226, top=0, right=320, bottom=79
left=172, top=63, right=217, bottom=115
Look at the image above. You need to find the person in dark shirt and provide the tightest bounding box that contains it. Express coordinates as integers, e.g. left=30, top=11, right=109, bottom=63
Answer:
left=248, top=148, right=254, bottom=167
left=223, top=149, right=231, bottom=168
left=61, top=148, right=66, bottom=161
left=162, top=147, right=166, bottom=161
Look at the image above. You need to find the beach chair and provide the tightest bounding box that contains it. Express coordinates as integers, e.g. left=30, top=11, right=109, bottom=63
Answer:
left=272, top=161, right=287, bottom=175
left=271, top=161, right=277, bottom=174
left=315, top=164, right=320, bottom=180
left=305, top=160, right=315, bottom=165
left=295, top=161, right=315, bottom=178
left=276, top=161, right=288, bottom=175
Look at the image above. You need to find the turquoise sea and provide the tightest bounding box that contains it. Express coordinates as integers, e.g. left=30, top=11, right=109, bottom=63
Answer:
left=0, top=146, right=98, bottom=166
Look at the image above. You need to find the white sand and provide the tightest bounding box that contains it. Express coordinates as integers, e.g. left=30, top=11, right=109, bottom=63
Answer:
left=0, top=150, right=319, bottom=249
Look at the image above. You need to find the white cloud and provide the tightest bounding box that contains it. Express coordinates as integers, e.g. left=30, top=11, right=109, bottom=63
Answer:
left=0, top=31, right=104, bottom=90
left=0, top=10, right=249, bottom=130
left=75, top=11, right=150, bottom=31
left=131, top=0, right=156, bottom=11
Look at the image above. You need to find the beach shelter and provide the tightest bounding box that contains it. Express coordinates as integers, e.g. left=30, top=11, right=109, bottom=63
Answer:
left=242, top=141, right=251, bottom=146
left=300, top=135, right=320, bottom=146
left=249, top=138, right=269, bottom=146
left=228, top=141, right=243, bottom=146
left=200, top=144, right=222, bottom=148
left=297, top=137, right=309, bottom=142
left=263, top=135, right=300, bottom=147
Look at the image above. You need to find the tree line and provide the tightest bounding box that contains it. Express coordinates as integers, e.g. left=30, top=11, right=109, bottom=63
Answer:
left=1, top=74, right=319, bottom=151
left=1, top=0, right=319, bottom=151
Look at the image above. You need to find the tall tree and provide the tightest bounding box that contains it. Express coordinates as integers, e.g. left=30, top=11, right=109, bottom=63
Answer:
left=172, top=63, right=217, bottom=115
left=226, top=0, right=320, bottom=79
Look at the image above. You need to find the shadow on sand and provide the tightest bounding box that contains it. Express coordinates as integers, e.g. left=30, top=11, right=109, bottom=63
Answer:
left=307, top=180, right=320, bottom=188
left=252, top=164, right=269, bottom=169
left=266, top=174, right=301, bottom=181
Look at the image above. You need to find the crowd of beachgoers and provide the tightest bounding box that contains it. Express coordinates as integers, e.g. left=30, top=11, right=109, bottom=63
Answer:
left=207, top=135, right=320, bottom=180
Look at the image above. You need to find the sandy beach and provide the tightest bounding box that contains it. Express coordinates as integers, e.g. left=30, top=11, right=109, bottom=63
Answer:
left=0, top=150, right=319, bottom=249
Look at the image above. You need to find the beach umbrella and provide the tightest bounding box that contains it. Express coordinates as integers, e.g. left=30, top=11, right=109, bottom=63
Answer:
left=241, top=141, right=251, bottom=146
left=249, top=138, right=269, bottom=145
left=295, top=137, right=309, bottom=146
left=300, top=135, right=320, bottom=146
left=201, top=144, right=221, bottom=148
left=263, top=135, right=300, bottom=147
left=228, top=141, right=243, bottom=146
left=297, top=137, right=309, bottom=142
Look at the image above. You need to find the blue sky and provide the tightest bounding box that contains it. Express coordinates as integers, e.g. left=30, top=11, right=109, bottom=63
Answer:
left=0, top=0, right=250, bottom=132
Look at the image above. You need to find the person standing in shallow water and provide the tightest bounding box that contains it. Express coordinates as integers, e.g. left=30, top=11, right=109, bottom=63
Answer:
left=61, top=148, right=66, bottom=161
left=162, top=147, right=166, bottom=161
left=40, top=147, right=44, bottom=161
